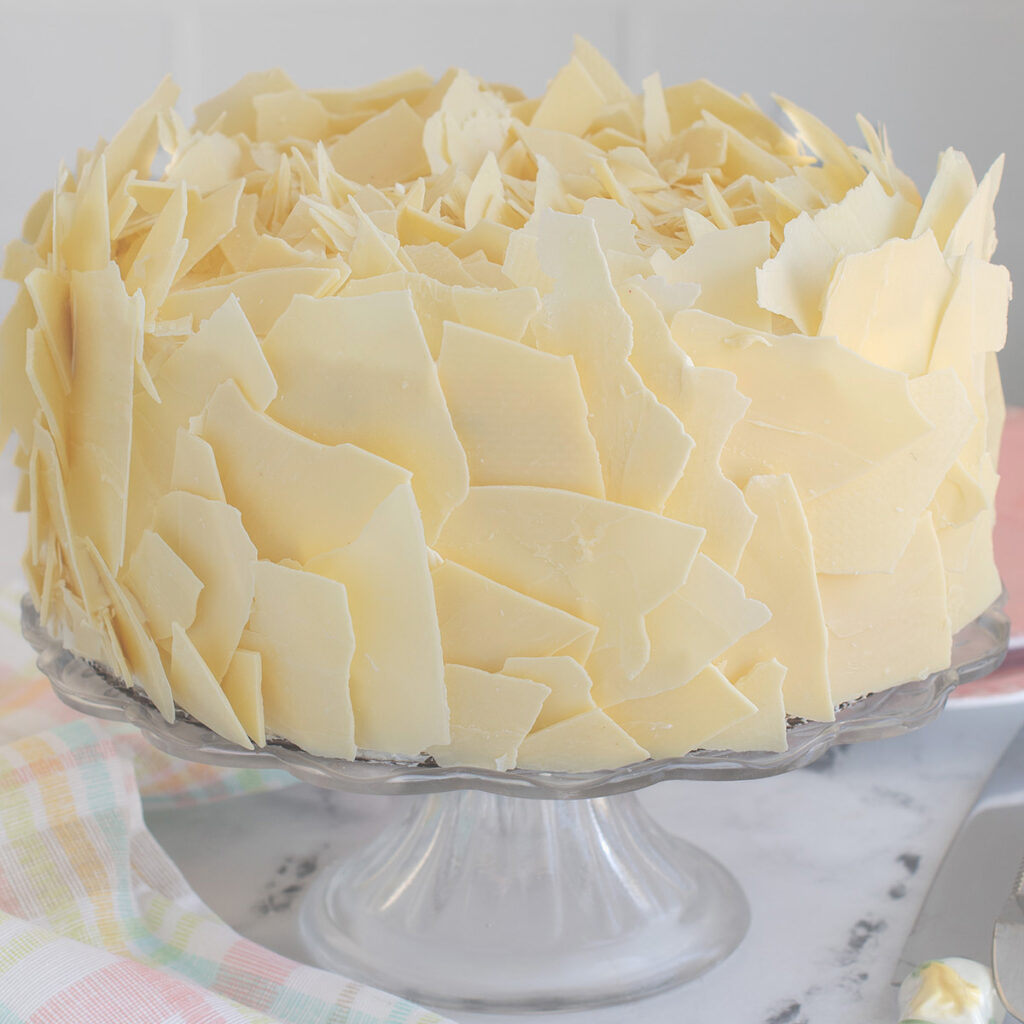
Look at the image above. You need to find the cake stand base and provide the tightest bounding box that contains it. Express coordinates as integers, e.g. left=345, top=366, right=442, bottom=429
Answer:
left=298, top=787, right=749, bottom=1013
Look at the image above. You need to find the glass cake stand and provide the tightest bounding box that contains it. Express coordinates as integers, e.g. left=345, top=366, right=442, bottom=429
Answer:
left=22, top=595, right=1009, bottom=1014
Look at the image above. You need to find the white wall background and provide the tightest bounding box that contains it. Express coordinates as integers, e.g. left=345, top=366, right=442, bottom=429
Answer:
left=0, top=0, right=1020, bottom=398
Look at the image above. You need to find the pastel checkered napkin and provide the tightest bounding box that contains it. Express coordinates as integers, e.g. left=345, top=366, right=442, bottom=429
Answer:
left=0, top=585, right=296, bottom=810
left=0, top=589, right=449, bottom=1024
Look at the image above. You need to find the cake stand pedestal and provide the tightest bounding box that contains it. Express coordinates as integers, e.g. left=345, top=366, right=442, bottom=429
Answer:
left=300, top=788, right=747, bottom=1011
left=22, top=595, right=1009, bottom=1013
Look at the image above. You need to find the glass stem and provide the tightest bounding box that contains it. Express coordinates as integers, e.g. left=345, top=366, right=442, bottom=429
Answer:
left=300, top=787, right=750, bottom=1012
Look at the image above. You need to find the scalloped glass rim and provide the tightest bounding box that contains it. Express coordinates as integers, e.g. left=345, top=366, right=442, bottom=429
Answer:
left=22, top=593, right=1009, bottom=799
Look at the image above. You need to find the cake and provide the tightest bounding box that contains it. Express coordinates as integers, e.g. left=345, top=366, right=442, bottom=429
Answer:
left=1, top=40, right=1009, bottom=772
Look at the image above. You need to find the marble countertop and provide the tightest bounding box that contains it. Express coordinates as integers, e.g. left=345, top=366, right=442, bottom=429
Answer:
left=145, top=698, right=1024, bottom=1024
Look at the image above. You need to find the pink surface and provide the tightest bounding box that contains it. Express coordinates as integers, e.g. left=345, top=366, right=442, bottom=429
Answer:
left=950, top=406, right=1024, bottom=703
left=992, top=406, right=1024, bottom=628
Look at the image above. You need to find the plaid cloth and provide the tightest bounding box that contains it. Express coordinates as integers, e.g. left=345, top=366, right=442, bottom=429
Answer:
left=0, top=583, right=296, bottom=810
left=0, top=586, right=449, bottom=1024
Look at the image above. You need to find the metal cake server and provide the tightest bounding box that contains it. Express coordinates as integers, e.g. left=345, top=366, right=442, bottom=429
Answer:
left=994, top=853, right=1024, bottom=1019
left=893, top=720, right=1024, bottom=1016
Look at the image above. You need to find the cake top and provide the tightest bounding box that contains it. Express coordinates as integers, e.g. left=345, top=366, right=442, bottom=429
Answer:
left=3, top=38, right=1002, bottom=342
left=1, top=41, right=1009, bottom=771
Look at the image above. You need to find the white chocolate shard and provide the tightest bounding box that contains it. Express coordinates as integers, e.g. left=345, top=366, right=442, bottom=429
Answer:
left=820, top=514, right=952, bottom=706
left=103, top=76, right=180, bottom=188
left=660, top=368, right=755, bottom=573
left=244, top=560, right=357, bottom=759
left=775, top=94, right=866, bottom=200
left=938, top=256, right=1010, bottom=357
left=422, top=70, right=512, bottom=177
left=813, top=171, right=916, bottom=253
left=26, top=327, right=67, bottom=468
left=914, top=148, right=977, bottom=248
left=194, top=69, right=298, bottom=135
left=169, top=623, right=252, bottom=748
left=623, top=286, right=755, bottom=573
left=449, top=286, right=540, bottom=342
left=438, top=321, right=603, bottom=496
left=328, top=100, right=431, bottom=187
left=709, top=660, right=788, bottom=754
left=427, top=664, right=549, bottom=770
left=804, top=369, right=976, bottom=574
left=177, top=180, right=245, bottom=280
left=124, top=182, right=188, bottom=316
left=533, top=210, right=693, bottom=511
left=436, top=485, right=704, bottom=688
left=30, top=421, right=107, bottom=619
left=531, top=57, right=605, bottom=136
left=717, top=474, right=833, bottom=722
left=221, top=649, right=266, bottom=747
left=263, top=291, right=468, bottom=540
left=24, top=268, right=72, bottom=395
left=606, top=666, right=757, bottom=759
left=463, top=152, right=506, bottom=229
left=667, top=222, right=771, bottom=330
left=432, top=560, right=598, bottom=672
left=672, top=309, right=932, bottom=499
left=160, top=266, right=346, bottom=336
left=943, top=457, right=1001, bottom=634
left=944, top=155, right=1003, bottom=262
left=946, top=506, right=1001, bottom=635
left=2, top=239, right=43, bottom=284
left=61, top=155, right=110, bottom=274
left=85, top=537, right=175, bottom=722
left=56, top=584, right=108, bottom=667
left=517, top=709, right=649, bottom=771
left=341, top=271, right=455, bottom=356
left=306, top=484, right=448, bottom=756
left=929, top=253, right=1011, bottom=473
left=0, top=290, right=42, bottom=449
left=665, top=80, right=799, bottom=156
left=124, top=529, right=203, bottom=641
left=165, top=133, right=244, bottom=194
left=756, top=173, right=917, bottom=334
left=572, top=36, right=633, bottom=105
left=642, top=73, right=671, bottom=154
left=754, top=210, right=835, bottom=334
left=198, top=379, right=410, bottom=564
left=502, top=655, right=597, bottom=731
left=255, top=91, right=330, bottom=143
left=932, top=462, right=988, bottom=534
left=128, top=296, right=277, bottom=551
left=597, top=554, right=770, bottom=705
left=820, top=232, right=952, bottom=377
left=68, top=265, right=142, bottom=574
left=169, top=429, right=225, bottom=503
left=152, top=490, right=257, bottom=681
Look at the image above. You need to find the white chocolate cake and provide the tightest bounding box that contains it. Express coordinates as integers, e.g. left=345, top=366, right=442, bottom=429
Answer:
left=1, top=40, right=1009, bottom=772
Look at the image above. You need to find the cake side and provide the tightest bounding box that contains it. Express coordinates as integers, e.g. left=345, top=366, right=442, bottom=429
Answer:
left=0, top=41, right=1009, bottom=771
